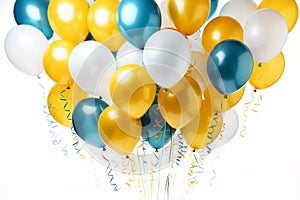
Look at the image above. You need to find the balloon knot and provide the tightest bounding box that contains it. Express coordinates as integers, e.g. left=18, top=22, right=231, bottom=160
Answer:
left=126, top=155, right=129, bottom=159
left=193, top=149, right=196, bottom=152
left=155, top=149, right=159, bottom=152
left=67, top=86, right=70, bottom=89
left=99, top=96, right=102, bottom=100
left=258, top=63, right=262, bottom=67
left=164, top=88, right=168, bottom=93
left=224, top=95, right=228, bottom=99
left=103, top=147, right=106, bottom=151
left=254, top=88, right=257, bottom=93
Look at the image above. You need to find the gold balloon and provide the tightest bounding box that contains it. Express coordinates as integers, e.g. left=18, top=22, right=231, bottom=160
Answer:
left=181, top=95, right=223, bottom=150
left=87, top=0, right=125, bottom=52
left=258, top=0, right=298, bottom=32
left=43, top=40, right=75, bottom=86
left=110, top=64, right=156, bottom=118
left=158, top=76, right=202, bottom=129
left=249, top=52, right=285, bottom=90
left=205, top=84, right=245, bottom=113
left=48, top=0, right=89, bottom=44
left=202, top=16, right=244, bottom=53
left=167, top=0, right=210, bottom=36
left=98, top=105, right=142, bottom=155
left=47, top=83, right=88, bottom=127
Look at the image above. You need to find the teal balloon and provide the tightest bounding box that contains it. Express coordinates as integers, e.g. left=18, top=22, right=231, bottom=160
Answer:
left=72, top=98, right=108, bottom=148
left=117, top=0, right=161, bottom=49
left=141, top=97, right=175, bottom=150
left=208, top=0, right=219, bottom=19
left=207, top=40, right=253, bottom=95
left=13, top=0, right=53, bottom=39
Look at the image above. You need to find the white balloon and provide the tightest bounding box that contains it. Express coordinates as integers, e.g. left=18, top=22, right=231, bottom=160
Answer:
left=5, top=25, right=48, bottom=76
left=116, top=42, right=143, bottom=69
left=68, top=41, right=116, bottom=103
left=244, top=9, right=288, bottom=63
left=220, top=0, right=257, bottom=27
left=187, top=31, right=204, bottom=53
left=143, top=29, right=191, bottom=88
left=159, top=0, right=175, bottom=29
left=208, top=109, right=239, bottom=150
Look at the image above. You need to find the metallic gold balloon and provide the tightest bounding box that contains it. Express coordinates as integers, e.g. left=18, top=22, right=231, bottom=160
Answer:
left=258, top=0, right=298, bottom=32
left=202, top=16, right=243, bottom=53
left=47, top=83, right=88, bottom=127
left=98, top=105, right=142, bottom=155
left=87, top=0, right=125, bottom=52
left=48, top=0, right=89, bottom=44
left=110, top=64, right=156, bottom=118
left=205, top=84, right=245, bottom=113
left=181, top=96, right=223, bottom=150
left=167, top=0, right=210, bottom=35
left=249, top=52, right=285, bottom=90
left=157, top=76, right=202, bottom=129
left=43, top=40, right=75, bottom=86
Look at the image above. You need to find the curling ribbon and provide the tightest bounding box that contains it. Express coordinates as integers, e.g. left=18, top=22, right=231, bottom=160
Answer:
left=71, top=127, right=86, bottom=159
left=176, top=133, right=188, bottom=166
left=102, top=153, right=119, bottom=191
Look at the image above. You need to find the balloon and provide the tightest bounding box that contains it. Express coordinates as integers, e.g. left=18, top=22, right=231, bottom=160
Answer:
left=167, top=0, right=210, bottom=35
left=5, top=25, right=48, bottom=76
left=47, top=84, right=88, bottom=127
left=68, top=41, right=116, bottom=104
left=207, top=40, right=253, bottom=95
left=249, top=52, right=285, bottom=90
left=141, top=99, right=175, bottom=150
left=48, top=0, right=89, bottom=44
left=202, top=16, right=244, bottom=54
left=220, top=0, right=257, bottom=27
left=208, top=0, right=219, bottom=19
left=187, top=31, right=204, bottom=53
left=157, top=76, right=202, bottom=129
left=181, top=96, right=223, bottom=150
left=143, top=29, right=191, bottom=88
left=72, top=98, right=108, bottom=148
left=13, top=0, right=53, bottom=39
left=43, top=40, right=75, bottom=86
left=98, top=105, right=142, bottom=155
left=110, top=64, right=156, bottom=118
left=205, top=84, right=245, bottom=113
left=117, top=0, right=161, bottom=49
left=159, top=0, right=175, bottom=29
left=258, top=0, right=298, bottom=32
left=87, top=0, right=125, bottom=52
left=116, top=42, right=143, bottom=69
left=207, top=109, right=239, bottom=150
left=244, top=9, right=288, bottom=63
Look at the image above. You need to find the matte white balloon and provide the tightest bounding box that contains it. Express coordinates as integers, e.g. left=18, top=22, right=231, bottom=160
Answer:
left=116, top=42, right=143, bottom=69
left=68, top=41, right=116, bottom=102
left=159, top=0, right=175, bottom=29
left=220, top=0, right=257, bottom=26
left=5, top=25, right=48, bottom=76
left=143, top=29, right=191, bottom=88
left=244, top=9, right=288, bottom=63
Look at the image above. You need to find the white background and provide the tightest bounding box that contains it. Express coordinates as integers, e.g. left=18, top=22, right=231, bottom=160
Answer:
left=1, top=0, right=300, bottom=199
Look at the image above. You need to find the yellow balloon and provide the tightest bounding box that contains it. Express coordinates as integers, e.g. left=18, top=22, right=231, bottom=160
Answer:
left=202, top=16, right=244, bottom=53
left=43, top=40, right=75, bottom=86
left=205, top=84, right=245, bottom=113
left=158, top=76, right=202, bottom=129
left=48, top=0, right=89, bottom=44
left=98, top=105, right=142, bottom=155
left=258, top=0, right=298, bottom=32
left=249, top=52, right=285, bottom=90
left=87, top=0, right=125, bottom=52
left=47, top=83, right=88, bottom=127
left=167, top=0, right=210, bottom=36
left=110, top=64, right=156, bottom=118
left=181, top=96, right=223, bottom=150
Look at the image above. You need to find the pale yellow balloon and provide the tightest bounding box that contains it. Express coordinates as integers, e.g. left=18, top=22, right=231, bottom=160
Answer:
left=258, top=0, right=298, bottom=32
left=87, top=0, right=125, bottom=52
left=249, top=52, right=285, bottom=90
left=48, top=0, right=89, bottom=44
left=202, top=16, right=244, bottom=53
left=167, top=0, right=210, bottom=35
left=110, top=64, right=156, bottom=118
left=98, top=105, right=142, bottom=155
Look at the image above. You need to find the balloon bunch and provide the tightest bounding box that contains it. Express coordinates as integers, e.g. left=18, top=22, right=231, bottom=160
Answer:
left=4, top=0, right=298, bottom=163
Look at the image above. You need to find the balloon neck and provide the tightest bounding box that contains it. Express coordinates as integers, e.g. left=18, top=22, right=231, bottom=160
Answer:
left=126, top=155, right=130, bottom=159
left=155, top=149, right=159, bottom=152
left=224, top=95, right=228, bottom=99
left=258, top=63, right=262, bottom=67
left=102, top=147, right=106, bottom=151
left=192, top=149, right=196, bottom=152
left=99, top=96, right=102, bottom=100
left=254, top=88, right=257, bottom=93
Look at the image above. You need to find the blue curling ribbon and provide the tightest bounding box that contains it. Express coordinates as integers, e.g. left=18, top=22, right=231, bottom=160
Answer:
left=102, top=154, right=119, bottom=191
left=176, top=134, right=188, bottom=166
left=71, top=127, right=85, bottom=159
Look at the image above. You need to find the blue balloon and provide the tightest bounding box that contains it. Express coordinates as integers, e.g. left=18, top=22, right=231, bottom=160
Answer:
left=14, top=0, right=53, bottom=39
left=208, top=0, right=219, bottom=19
left=72, top=98, right=108, bottom=148
left=117, top=0, right=161, bottom=49
left=207, top=40, right=253, bottom=95
left=141, top=96, right=175, bottom=150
